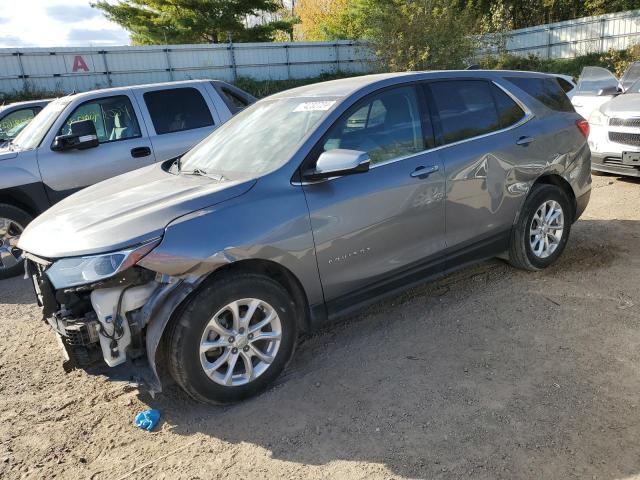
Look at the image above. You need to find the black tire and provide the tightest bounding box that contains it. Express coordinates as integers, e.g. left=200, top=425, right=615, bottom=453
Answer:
left=0, top=203, right=33, bottom=280
left=508, top=184, right=572, bottom=271
left=167, top=273, right=297, bottom=405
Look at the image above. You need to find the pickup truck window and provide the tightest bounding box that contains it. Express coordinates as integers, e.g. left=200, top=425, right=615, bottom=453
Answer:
left=0, top=107, right=41, bottom=140
left=221, top=87, right=249, bottom=114
left=12, top=98, right=71, bottom=150
left=59, top=95, right=141, bottom=143
left=143, top=87, right=214, bottom=135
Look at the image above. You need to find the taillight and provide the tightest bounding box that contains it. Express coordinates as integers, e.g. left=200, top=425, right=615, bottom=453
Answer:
left=576, top=119, right=590, bottom=138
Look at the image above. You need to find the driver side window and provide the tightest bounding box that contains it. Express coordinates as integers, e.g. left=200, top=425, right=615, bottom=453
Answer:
left=59, top=96, right=141, bottom=144
left=322, top=86, right=425, bottom=165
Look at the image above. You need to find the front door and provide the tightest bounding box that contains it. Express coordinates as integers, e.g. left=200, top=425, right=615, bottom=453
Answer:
left=37, top=93, right=155, bottom=204
left=302, top=85, right=446, bottom=309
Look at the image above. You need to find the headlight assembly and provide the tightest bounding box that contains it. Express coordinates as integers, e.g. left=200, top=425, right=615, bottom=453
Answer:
left=46, top=238, right=160, bottom=289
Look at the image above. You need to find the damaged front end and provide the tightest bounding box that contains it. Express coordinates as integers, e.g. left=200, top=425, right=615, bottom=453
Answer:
left=24, top=240, right=199, bottom=394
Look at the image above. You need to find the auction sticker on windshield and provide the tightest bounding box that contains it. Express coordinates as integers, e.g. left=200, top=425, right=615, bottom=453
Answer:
left=294, top=101, right=336, bottom=112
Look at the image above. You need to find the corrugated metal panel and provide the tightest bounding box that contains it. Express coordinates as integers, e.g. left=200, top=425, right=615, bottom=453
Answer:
left=0, top=40, right=374, bottom=96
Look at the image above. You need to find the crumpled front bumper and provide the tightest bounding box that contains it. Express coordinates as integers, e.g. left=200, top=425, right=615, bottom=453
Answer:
left=25, top=257, right=201, bottom=395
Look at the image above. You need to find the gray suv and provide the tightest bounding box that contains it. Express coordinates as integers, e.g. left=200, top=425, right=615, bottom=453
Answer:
left=18, top=71, right=591, bottom=404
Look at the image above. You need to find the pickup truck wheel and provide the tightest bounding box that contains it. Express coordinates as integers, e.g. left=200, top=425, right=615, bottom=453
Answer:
left=508, top=184, right=572, bottom=271
left=168, top=273, right=297, bottom=405
left=0, top=204, right=32, bottom=280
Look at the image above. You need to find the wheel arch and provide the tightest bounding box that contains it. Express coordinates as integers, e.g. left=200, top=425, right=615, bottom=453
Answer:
left=532, top=173, right=577, bottom=221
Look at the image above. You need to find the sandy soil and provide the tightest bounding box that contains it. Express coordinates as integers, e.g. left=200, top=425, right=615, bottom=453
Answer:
left=1, top=174, right=640, bottom=480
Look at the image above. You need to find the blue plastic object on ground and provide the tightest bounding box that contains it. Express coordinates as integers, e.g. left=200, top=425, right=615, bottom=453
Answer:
left=135, top=409, right=160, bottom=431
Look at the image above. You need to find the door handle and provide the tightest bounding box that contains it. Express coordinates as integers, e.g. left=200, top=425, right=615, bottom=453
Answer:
left=516, top=136, right=535, bottom=146
left=410, top=165, right=439, bottom=179
left=131, top=146, right=151, bottom=158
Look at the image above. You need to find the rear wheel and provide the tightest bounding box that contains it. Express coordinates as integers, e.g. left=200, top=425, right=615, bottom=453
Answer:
left=508, top=184, right=572, bottom=271
left=0, top=204, right=32, bottom=280
left=168, top=273, right=297, bottom=404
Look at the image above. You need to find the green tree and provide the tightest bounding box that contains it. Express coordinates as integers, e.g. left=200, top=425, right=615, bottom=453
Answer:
left=92, top=0, right=296, bottom=44
left=359, top=0, right=477, bottom=71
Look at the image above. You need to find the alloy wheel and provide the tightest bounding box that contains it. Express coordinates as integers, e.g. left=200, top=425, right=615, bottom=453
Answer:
left=529, top=200, right=564, bottom=259
left=199, top=298, right=282, bottom=387
left=0, top=217, right=24, bottom=271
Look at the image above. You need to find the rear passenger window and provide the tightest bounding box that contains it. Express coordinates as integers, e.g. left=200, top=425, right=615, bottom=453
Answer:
left=322, top=86, right=425, bottom=165
left=492, top=86, right=526, bottom=128
left=429, top=80, right=500, bottom=144
left=144, top=88, right=214, bottom=135
left=221, top=88, right=249, bottom=114
left=506, top=77, right=574, bottom=112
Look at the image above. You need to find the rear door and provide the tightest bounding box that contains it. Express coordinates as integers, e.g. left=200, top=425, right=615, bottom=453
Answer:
left=301, top=84, right=446, bottom=307
left=134, top=84, right=222, bottom=161
left=37, top=92, right=155, bottom=203
left=426, top=79, right=533, bottom=254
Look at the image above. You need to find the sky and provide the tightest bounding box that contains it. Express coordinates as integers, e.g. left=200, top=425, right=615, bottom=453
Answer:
left=0, top=0, right=130, bottom=48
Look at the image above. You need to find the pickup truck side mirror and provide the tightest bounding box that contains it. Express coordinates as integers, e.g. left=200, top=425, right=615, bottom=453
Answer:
left=303, top=149, right=370, bottom=181
left=52, top=120, right=99, bottom=151
left=597, top=85, right=620, bottom=96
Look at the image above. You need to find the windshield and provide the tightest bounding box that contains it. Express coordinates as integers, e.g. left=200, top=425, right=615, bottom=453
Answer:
left=576, top=66, right=619, bottom=95
left=11, top=98, right=70, bottom=150
left=179, top=96, right=338, bottom=176
left=620, top=61, right=640, bottom=91
left=626, top=78, right=640, bottom=94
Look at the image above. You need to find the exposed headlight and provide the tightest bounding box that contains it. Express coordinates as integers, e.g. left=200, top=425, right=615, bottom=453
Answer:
left=46, top=239, right=160, bottom=289
left=589, top=110, right=608, bottom=126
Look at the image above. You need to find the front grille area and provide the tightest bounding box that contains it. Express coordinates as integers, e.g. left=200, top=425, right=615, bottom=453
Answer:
left=609, top=132, right=640, bottom=146
left=609, top=117, right=640, bottom=127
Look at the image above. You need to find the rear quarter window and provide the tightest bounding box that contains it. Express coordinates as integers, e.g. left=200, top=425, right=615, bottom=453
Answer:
left=506, top=77, right=574, bottom=112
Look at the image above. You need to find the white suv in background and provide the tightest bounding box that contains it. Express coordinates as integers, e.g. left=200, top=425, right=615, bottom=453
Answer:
left=588, top=78, right=640, bottom=177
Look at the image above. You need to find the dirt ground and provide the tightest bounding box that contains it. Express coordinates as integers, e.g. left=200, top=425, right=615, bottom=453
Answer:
left=1, top=174, right=640, bottom=480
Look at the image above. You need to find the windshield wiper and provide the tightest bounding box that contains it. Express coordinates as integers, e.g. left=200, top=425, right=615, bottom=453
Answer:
left=180, top=168, right=226, bottom=182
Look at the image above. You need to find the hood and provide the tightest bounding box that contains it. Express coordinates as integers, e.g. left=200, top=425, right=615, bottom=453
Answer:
left=19, top=163, right=256, bottom=259
left=600, top=93, right=640, bottom=116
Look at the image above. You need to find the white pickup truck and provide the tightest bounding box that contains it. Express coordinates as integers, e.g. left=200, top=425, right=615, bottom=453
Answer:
left=0, top=79, right=255, bottom=278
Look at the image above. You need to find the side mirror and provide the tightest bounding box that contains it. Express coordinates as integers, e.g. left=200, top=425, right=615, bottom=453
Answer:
left=304, top=149, right=370, bottom=181
left=597, top=86, right=620, bottom=96
left=52, top=120, right=99, bottom=151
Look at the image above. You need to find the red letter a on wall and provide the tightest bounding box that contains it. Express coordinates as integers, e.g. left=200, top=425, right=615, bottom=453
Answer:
left=72, top=55, right=89, bottom=72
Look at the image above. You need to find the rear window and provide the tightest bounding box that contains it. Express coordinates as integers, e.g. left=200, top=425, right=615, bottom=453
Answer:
left=556, top=77, right=575, bottom=93
left=143, top=87, right=214, bottom=135
left=506, top=77, right=574, bottom=112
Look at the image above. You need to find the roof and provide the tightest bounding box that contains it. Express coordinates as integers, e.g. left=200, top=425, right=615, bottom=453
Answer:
left=70, top=79, right=220, bottom=100
left=1, top=98, right=52, bottom=110
left=269, top=70, right=557, bottom=99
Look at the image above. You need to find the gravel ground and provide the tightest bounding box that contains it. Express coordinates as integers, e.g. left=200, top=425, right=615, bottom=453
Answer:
left=1, top=174, right=640, bottom=480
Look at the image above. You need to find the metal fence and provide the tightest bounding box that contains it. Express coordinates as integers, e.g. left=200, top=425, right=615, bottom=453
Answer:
left=0, top=40, right=373, bottom=95
left=484, top=9, right=640, bottom=59
left=1, top=9, right=640, bottom=96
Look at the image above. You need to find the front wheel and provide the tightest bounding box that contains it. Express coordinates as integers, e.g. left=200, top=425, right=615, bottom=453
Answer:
left=0, top=204, right=32, bottom=280
left=508, top=184, right=572, bottom=271
left=167, top=273, right=297, bottom=404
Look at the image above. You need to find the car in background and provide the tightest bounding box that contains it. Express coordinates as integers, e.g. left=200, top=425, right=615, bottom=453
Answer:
left=0, top=79, right=255, bottom=279
left=588, top=77, right=640, bottom=177
left=0, top=99, right=52, bottom=143
left=18, top=71, right=591, bottom=405
left=571, top=62, right=640, bottom=119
